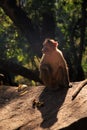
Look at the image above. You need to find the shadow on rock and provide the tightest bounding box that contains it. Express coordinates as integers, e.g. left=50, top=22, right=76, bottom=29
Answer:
left=38, top=87, right=68, bottom=129
left=0, top=86, right=19, bottom=108
left=60, top=117, right=87, bottom=130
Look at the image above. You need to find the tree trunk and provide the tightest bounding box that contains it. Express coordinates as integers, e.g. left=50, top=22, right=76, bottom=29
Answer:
left=0, top=0, right=56, bottom=56
left=73, top=1, right=87, bottom=81
left=78, top=0, right=87, bottom=64
left=41, top=12, right=56, bottom=39
left=0, top=0, right=42, bottom=55
left=0, top=59, right=41, bottom=83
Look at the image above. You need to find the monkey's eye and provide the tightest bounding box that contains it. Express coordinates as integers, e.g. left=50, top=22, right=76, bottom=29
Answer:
left=42, top=47, right=49, bottom=53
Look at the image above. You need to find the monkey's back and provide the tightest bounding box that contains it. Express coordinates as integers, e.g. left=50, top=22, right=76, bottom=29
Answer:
left=40, top=48, right=69, bottom=88
left=41, top=49, right=67, bottom=70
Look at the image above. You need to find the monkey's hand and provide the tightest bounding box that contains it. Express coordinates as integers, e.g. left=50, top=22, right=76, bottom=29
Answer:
left=69, top=82, right=72, bottom=88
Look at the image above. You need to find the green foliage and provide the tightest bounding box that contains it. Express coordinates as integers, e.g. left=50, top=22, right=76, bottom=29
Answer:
left=82, top=47, right=87, bottom=77
left=25, top=0, right=55, bottom=29
left=14, top=56, right=40, bottom=85
left=0, top=0, right=87, bottom=83
left=0, top=8, right=30, bottom=64
left=55, top=0, right=87, bottom=69
left=56, top=0, right=82, bottom=42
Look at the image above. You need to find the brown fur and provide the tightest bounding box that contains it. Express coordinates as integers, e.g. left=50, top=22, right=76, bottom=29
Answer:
left=39, top=38, right=70, bottom=90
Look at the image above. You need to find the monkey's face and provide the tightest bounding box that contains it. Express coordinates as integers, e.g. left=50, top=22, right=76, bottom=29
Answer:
left=42, top=39, right=58, bottom=54
left=42, top=38, right=58, bottom=53
left=42, top=43, right=52, bottom=54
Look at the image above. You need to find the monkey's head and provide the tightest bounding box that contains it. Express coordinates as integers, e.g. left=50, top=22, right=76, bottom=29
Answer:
left=42, top=38, right=58, bottom=54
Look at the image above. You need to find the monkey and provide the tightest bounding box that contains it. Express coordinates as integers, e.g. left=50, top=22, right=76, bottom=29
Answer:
left=72, top=79, right=87, bottom=100
left=39, top=38, right=71, bottom=90
left=39, top=38, right=87, bottom=97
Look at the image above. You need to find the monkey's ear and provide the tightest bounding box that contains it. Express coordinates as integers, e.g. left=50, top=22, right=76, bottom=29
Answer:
left=49, top=39, right=58, bottom=47
left=53, top=41, right=58, bottom=47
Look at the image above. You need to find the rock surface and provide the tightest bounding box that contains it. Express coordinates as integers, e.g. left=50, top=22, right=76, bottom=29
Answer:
left=0, top=81, right=87, bottom=130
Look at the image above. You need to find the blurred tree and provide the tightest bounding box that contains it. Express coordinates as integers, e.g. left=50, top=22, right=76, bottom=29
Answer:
left=0, top=0, right=56, bottom=55
left=0, top=0, right=87, bottom=84
left=0, top=0, right=56, bottom=84
left=55, top=0, right=87, bottom=81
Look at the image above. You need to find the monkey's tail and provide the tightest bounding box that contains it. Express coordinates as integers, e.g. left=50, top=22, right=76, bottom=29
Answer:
left=72, top=79, right=87, bottom=100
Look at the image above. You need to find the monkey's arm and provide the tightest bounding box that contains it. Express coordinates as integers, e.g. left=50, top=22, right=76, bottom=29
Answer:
left=72, top=79, right=87, bottom=100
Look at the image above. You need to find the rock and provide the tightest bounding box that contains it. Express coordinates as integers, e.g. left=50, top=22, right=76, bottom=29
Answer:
left=0, top=80, right=87, bottom=130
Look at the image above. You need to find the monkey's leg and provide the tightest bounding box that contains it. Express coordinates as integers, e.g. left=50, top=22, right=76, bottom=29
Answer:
left=40, top=64, right=53, bottom=87
left=63, top=67, right=71, bottom=88
left=53, top=66, right=65, bottom=88
left=53, top=66, right=69, bottom=89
